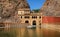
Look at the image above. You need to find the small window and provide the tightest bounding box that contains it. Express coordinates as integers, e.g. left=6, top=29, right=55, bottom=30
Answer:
left=39, top=16, right=41, bottom=18
left=24, top=16, right=30, bottom=18
left=21, top=16, right=22, bottom=18
left=32, top=16, right=37, bottom=19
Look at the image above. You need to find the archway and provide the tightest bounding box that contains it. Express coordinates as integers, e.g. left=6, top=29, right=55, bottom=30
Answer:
left=25, top=20, right=29, bottom=23
left=32, top=20, right=36, bottom=25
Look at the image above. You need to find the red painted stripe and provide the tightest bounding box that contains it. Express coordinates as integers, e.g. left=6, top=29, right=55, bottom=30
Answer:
left=42, top=16, right=60, bottom=23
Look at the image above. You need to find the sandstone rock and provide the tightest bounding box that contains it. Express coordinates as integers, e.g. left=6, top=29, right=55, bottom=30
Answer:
left=0, top=0, right=17, bottom=18
left=0, top=0, right=30, bottom=23
left=0, top=0, right=30, bottom=18
left=41, top=0, right=60, bottom=17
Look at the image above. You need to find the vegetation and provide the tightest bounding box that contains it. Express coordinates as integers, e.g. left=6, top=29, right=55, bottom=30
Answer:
left=32, top=9, right=40, bottom=13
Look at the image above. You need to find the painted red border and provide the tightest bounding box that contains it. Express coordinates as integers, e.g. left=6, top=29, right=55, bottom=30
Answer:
left=42, top=16, right=60, bottom=23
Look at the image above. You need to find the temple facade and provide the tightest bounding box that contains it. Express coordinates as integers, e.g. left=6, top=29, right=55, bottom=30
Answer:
left=17, top=0, right=42, bottom=26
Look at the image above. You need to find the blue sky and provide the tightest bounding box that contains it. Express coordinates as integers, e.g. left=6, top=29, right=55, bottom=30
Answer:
left=27, top=0, right=45, bottom=10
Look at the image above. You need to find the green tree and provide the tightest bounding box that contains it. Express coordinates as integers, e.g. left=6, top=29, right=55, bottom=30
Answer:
left=32, top=9, right=40, bottom=13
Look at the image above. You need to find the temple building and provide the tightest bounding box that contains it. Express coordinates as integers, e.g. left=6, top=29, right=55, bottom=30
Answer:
left=0, top=0, right=42, bottom=30
left=17, top=0, right=42, bottom=26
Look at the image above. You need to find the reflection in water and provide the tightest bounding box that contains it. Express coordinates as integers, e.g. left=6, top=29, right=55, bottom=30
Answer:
left=42, top=29, right=60, bottom=37
left=14, top=27, right=42, bottom=37
left=11, top=27, right=60, bottom=37
left=1, top=26, right=60, bottom=37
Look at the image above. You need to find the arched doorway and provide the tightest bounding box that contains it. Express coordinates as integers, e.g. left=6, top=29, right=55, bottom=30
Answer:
left=32, top=20, right=36, bottom=25
left=25, top=20, right=29, bottom=23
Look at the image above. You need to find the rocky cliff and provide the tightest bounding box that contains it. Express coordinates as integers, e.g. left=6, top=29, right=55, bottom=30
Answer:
left=0, top=0, right=29, bottom=23
left=41, top=0, right=60, bottom=17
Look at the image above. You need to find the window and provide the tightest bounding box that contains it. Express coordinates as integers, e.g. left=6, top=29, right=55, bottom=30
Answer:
left=18, top=11, right=24, bottom=14
left=32, top=16, right=37, bottom=19
left=24, top=16, right=30, bottom=18
left=21, top=16, right=22, bottom=18
left=25, top=20, right=29, bottom=23
left=18, top=11, right=22, bottom=14
left=39, top=16, right=41, bottom=18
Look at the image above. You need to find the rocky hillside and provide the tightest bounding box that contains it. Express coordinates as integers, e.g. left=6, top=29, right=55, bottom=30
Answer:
left=0, top=0, right=29, bottom=23
left=41, top=0, right=60, bottom=17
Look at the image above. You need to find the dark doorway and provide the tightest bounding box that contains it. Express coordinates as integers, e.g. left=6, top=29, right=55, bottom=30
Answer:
left=25, top=20, right=29, bottom=23
left=32, top=20, right=36, bottom=25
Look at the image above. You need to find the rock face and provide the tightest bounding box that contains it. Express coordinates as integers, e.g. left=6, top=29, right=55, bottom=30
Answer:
left=0, top=0, right=29, bottom=23
left=0, top=0, right=17, bottom=18
left=41, top=0, right=60, bottom=24
left=41, top=0, right=60, bottom=17
left=17, top=0, right=30, bottom=9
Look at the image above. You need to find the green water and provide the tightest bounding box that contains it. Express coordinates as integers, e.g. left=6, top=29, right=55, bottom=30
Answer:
left=0, top=27, right=60, bottom=37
